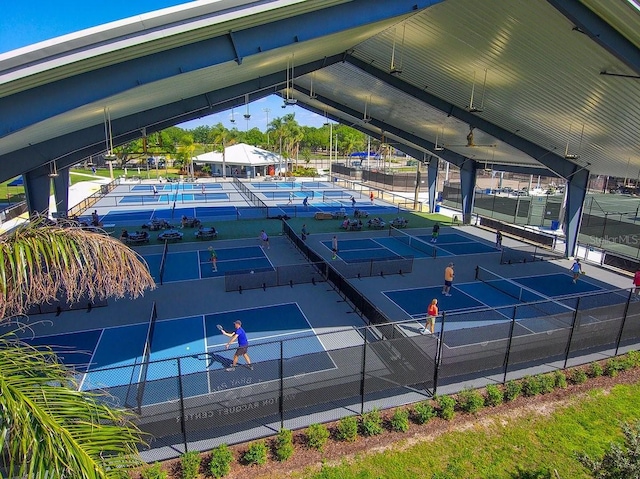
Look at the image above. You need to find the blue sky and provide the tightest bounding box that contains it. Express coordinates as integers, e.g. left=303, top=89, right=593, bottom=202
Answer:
left=0, top=0, right=326, bottom=130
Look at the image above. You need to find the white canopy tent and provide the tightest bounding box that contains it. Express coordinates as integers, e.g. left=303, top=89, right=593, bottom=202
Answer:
left=192, top=143, right=285, bottom=178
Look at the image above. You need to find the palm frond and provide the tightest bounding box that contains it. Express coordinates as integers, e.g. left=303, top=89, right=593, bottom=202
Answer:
left=0, top=221, right=155, bottom=319
left=0, top=332, right=144, bottom=478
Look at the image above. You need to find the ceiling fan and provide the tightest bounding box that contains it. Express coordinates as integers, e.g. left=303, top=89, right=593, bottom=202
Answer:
left=445, top=126, right=497, bottom=148
left=284, top=56, right=298, bottom=106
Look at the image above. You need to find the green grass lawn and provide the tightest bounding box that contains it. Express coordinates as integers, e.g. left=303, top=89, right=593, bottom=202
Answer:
left=302, top=383, right=640, bottom=479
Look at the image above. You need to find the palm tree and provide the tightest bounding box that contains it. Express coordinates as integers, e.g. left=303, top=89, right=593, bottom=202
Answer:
left=1, top=219, right=155, bottom=477
left=210, top=123, right=238, bottom=178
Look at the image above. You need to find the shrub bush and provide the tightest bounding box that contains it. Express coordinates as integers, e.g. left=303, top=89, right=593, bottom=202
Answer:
left=504, top=380, right=522, bottom=401
left=336, top=416, right=358, bottom=442
left=243, top=441, right=267, bottom=466
left=361, top=409, right=383, bottom=436
left=141, top=463, right=167, bottom=479
left=578, top=421, right=640, bottom=478
left=539, top=373, right=556, bottom=394
left=626, top=350, right=640, bottom=367
left=484, top=384, right=503, bottom=407
left=390, top=408, right=410, bottom=433
left=209, top=444, right=233, bottom=478
left=457, top=388, right=484, bottom=414
left=180, top=451, right=201, bottom=479
left=436, top=395, right=456, bottom=420
left=588, top=361, right=603, bottom=378
left=569, top=368, right=588, bottom=384
left=306, top=423, right=330, bottom=451
left=412, top=401, right=436, bottom=424
left=604, top=358, right=623, bottom=377
left=522, top=375, right=542, bottom=397
left=274, top=429, right=294, bottom=462
left=554, top=371, right=567, bottom=389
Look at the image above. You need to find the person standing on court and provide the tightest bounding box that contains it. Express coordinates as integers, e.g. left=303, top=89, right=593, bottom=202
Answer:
left=442, top=262, right=454, bottom=296
left=570, top=258, right=583, bottom=283
left=260, top=230, right=270, bottom=249
left=369, top=191, right=374, bottom=204
left=221, top=320, right=252, bottom=371
left=208, top=246, right=217, bottom=272
left=301, top=224, right=309, bottom=241
left=496, top=230, right=503, bottom=249
left=425, top=298, right=438, bottom=334
left=288, top=191, right=294, bottom=205
left=351, top=196, right=356, bottom=208
left=431, top=222, right=440, bottom=243
left=633, top=269, right=640, bottom=300
left=332, top=235, right=338, bottom=260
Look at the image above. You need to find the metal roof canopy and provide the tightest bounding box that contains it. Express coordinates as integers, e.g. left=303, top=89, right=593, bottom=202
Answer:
left=1, top=0, right=640, bottom=184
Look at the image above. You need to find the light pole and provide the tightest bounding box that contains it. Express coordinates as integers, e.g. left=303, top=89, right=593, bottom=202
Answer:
left=325, top=121, right=333, bottom=178
left=263, top=108, right=270, bottom=147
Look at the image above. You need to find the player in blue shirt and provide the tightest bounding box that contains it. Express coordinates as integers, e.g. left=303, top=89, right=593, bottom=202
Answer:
left=221, top=320, right=253, bottom=371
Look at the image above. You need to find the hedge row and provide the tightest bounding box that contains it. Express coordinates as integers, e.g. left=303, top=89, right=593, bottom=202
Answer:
left=136, top=352, right=640, bottom=478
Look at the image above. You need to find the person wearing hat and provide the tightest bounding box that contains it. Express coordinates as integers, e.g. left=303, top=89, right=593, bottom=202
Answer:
left=221, top=320, right=252, bottom=371
left=442, top=262, right=455, bottom=296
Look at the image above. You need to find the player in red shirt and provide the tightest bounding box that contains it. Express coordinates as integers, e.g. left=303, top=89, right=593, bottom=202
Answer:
left=633, top=270, right=640, bottom=300
left=425, top=298, right=438, bottom=334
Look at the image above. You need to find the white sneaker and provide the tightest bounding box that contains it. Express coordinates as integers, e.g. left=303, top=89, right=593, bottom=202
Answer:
left=445, top=293, right=452, bottom=297
left=225, top=367, right=235, bottom=371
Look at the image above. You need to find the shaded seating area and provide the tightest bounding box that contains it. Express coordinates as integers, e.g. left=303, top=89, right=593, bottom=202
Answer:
left=125, top=231, right=150, bottom=245
left=367, top=217, right=386, bottom=229
left=142, top=219, right=172, bottom=231
left=391, top=217, right=408, bottom=228
left=195, top=226, right=217, bottom=240
left=180, top=216, right=202, bottom=228
left=158, top=230, right=183, bottom=242
left=332, top=208, right=347, bottom=219
left=354, top=209, right=369, bottom=218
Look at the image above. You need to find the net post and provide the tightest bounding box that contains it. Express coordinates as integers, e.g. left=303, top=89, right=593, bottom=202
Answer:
left=360, top=335, right=367, bottom=415
left=176, top=358, right=188, bottom=453
left=563, top=296, right=581, bottom=370
left=502, top=308, right=518, bottom=384
left=279, top=340, right=284, bottom=430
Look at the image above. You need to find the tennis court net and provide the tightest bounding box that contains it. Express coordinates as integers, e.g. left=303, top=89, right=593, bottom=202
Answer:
left=389, top=226, right=435, bottom=257
left=475, top=266, right=575, bottom=319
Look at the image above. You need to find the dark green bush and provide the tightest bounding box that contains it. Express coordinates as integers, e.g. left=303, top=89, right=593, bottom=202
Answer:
left=539, top=373, right=556, bottom=394
left=306, top=423, right=330, bottom=451
left=484, top=384, right=503, bottom=407
left=141, top=463, right=167, bottom=479
left=626, top=350, right=640, bottom=367
left=578, top=421, right=640, bottom=478
left=436, top=395, right=456, bottom=420
left=522, top=375, right=542, bottom=397
left=569, top=368, right=588, bottom=384
left=243, top=441, right=267, bottom=466
left=361, top=409, right=383, bottom=436
left=588, top=361, right=603, bottom=378
left=336, top=416, right=358, bottom=442
left=412, top=401, right=436, bottom=424
left=390, top=408, right=410, bottom=432
left=504, top=380, right=522, bottom=401
left=457, top=388, right=484, bottom=414
left=604, top=358, right=623, bottom=377
left=274, top=429, right=294, bottom=462
left=209, top=444, right=233, bottom=478
left=554, top=371, right=567, bottom=389
left=180, top=451, right=201, bottom=479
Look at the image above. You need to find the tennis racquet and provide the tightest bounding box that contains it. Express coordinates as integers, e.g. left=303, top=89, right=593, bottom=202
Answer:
left=216, top=324, right=224, bottom=331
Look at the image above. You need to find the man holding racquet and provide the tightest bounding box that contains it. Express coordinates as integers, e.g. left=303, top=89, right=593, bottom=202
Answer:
left=218, top=321, right=253, bottom=371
